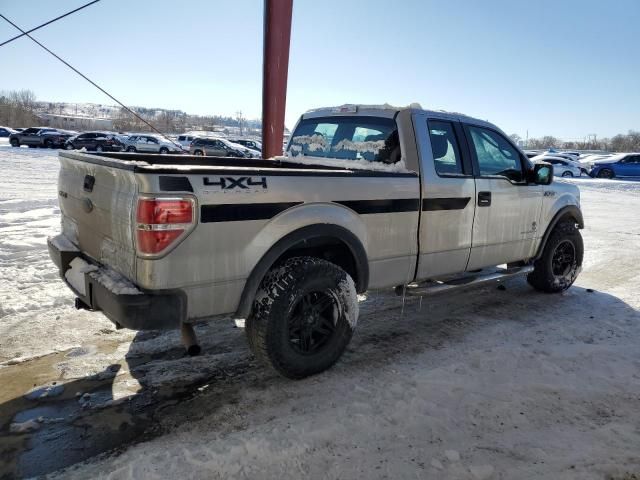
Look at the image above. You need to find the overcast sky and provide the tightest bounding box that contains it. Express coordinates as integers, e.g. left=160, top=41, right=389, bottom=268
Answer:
left=1, top=0, right=638, bottom=138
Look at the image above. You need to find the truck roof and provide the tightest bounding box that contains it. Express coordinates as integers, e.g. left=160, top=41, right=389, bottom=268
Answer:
left=302, top=103, right=495, bottom=129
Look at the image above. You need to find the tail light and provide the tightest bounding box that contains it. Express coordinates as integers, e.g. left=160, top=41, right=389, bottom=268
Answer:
left=136, top=197, right=195, bottom=255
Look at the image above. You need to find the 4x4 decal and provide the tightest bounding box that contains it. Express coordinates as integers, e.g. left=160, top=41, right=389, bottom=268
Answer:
left=204, top=177, right=268, bottom=190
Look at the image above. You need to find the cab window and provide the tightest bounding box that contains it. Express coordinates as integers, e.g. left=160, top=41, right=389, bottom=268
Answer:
left=468, top=126, right=523, bottom=182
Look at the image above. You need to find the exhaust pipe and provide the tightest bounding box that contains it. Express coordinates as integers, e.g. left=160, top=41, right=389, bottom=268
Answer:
left=180, top=322, right=201, bottom=357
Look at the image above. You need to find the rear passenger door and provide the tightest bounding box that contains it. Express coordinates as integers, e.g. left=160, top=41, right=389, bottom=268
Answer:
left=465, top=125, right=543, bottom=269
left=415, top=115, right=477, bottom=279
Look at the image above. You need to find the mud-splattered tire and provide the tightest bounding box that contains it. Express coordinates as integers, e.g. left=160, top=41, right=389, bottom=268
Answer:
left=246, top=257, right=358, bottom=379
left=527, top=221, right=583, bottom=293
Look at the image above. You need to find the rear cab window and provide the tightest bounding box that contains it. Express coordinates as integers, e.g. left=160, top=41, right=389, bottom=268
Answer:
left=427, top=120, right=464, bottom=176
left=288, top=116, right=400, bottom=165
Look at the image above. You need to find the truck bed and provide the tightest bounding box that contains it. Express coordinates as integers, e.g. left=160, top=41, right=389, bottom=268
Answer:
left=68, top=151, right=418, bottom=177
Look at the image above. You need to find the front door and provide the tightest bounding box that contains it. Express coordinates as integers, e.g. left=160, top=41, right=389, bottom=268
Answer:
left=465, top=125, right=543, bottom=270
left=416, top=115, right=477, bottom=279
left=617, top=155, right=640, bottom=177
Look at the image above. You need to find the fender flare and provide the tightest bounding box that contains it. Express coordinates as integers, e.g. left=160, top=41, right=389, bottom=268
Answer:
left=534, top=205, right=584, bottom=260
left=235, top=224, right=369, bottom=318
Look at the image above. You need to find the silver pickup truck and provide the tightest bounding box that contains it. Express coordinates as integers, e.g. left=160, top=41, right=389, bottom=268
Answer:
left=48, top=104, right=584, bottom=378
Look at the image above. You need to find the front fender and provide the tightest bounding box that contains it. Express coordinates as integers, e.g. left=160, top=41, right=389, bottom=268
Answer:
left=535, top=202, right=584, bottom=260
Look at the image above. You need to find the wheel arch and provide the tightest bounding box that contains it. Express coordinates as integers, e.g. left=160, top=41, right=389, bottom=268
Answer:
left=236, top=224, right=369, bottom=319
left=534, top=205, right=584, bottom=261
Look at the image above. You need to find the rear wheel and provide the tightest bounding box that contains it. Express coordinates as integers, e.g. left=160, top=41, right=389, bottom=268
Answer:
left=527, top=221, right=583, bottom=293
left=65, top=143, right=74, bottom=150
left=561, top=171, right=573, bottom=177
left=246, top=257, right=358, bottom=379
left=10, top=138, right=19, bottom=147
left=95, top=145, right=104, bottom=152
left=159, top=147, right=169, bottom=154
left=44, top=139, right=53, bottom=149
left=597, top=168, right=614, bottom=179
left=193, top=150, right=204, bottom=156
left=126, top=146, right=137, bottom=153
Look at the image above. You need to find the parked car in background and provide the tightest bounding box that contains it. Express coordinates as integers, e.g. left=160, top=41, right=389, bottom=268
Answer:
left=228, top=138, right=262, bottom=153
left=589, top=153, right=640, bottom=178
left=9, top=127, right=73, bottom=148
left=0, top=126, right=17, bottom=137
left=65, top=132, right=124, bottom=152
left=123, top=135, right=183, bottom=154
left=532, top=154, right=586, bottom=176
left=533, top=155, right=582, bottom=177
left=189, top=137, right=247, bottom=157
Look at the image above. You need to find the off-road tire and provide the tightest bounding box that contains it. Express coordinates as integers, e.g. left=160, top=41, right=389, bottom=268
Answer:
left=246, top=257, right=358, bottom=379
left=527, top=221, right=583, bottom=293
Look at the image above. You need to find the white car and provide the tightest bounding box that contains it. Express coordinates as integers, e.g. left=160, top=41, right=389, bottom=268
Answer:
left=219, top=138, right=259, bottom=158
left=123, top=134, right=184, bottom=154
left=533, top=155, right=582, bottom=177
left=176, top=131, right=215, bottom=149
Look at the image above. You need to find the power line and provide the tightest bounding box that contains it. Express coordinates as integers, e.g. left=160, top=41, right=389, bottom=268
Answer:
left=0, top=1, right=101, bottom=48
left=0, top=12, right=180, bottom=147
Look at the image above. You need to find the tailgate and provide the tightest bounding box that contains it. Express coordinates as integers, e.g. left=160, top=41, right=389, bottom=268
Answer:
left=57, top=152, right=138, bottom=280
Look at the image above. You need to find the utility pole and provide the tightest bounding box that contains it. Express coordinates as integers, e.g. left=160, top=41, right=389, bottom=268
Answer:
left=262, top=0, right=293, bottom=158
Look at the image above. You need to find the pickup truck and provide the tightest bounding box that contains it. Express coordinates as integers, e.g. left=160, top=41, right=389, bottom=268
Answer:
left=47, top=104, right=584, bottom=379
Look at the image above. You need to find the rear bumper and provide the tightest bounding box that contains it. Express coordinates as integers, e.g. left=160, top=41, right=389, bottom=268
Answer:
left=48, top=235, right=186, bottom=330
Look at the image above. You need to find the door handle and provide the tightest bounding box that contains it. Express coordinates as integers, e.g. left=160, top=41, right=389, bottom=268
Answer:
left=478, top=191, right=491, bottom=207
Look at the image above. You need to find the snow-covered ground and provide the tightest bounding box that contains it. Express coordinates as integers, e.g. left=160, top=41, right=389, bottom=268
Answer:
left=0, top=144, right=639, bottom=479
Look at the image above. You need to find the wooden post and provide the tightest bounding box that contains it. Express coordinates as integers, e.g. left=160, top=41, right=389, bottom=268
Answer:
left=262, top=0, right=293, bottom=159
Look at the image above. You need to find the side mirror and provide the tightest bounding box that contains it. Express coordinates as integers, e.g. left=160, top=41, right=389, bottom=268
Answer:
left=530, top=163, right=553, bottom=185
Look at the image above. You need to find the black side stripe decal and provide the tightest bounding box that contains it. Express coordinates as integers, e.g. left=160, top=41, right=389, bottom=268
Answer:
left=422, top=197, right=471, bottom=211
left=201, top=202, right=302, bottom=223
left=200, top=197, right=470, bottom=223
left=336, top=199, right=420, bottom=214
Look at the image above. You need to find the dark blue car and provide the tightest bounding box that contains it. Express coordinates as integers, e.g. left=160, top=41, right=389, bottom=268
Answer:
left=590, top=154, right=640, bottom=178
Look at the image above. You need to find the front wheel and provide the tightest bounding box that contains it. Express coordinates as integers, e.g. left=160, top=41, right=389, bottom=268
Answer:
left=527, top=221, right=583, bottom=293
left=10, top=138, right=19, bottom=147
left=65, top=143, right=74, bottom=150
left=246, top=257, right=358, bottom=379
left=561, top=171, right=573, bottom=177
left=159, top=147, right=169, bottom=154
left=126, top=146, right=136, bottom=153
left=193, top=150, right=204, bottom=156
left=44, top=139, right=53, bottom=149
left=95, top=145, right=104, bottom=152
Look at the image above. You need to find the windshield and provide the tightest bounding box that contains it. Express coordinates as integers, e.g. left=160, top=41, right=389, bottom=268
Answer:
left=288, top=116, right=400, bottom=164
